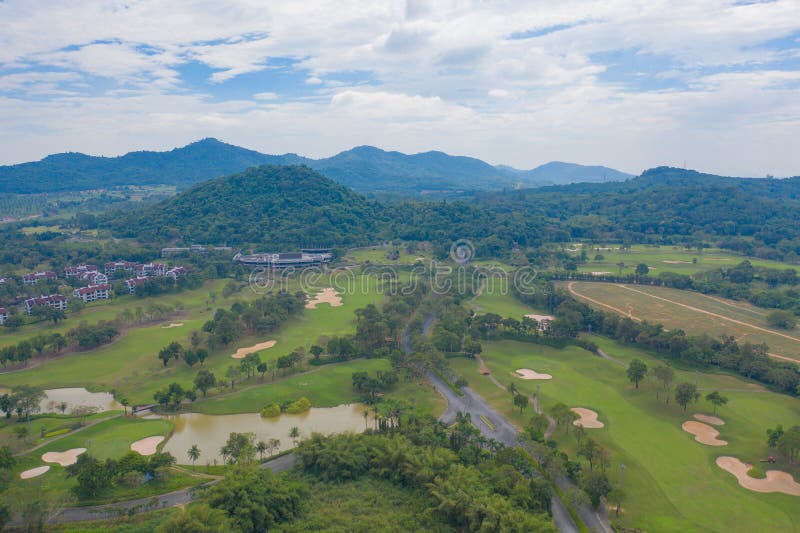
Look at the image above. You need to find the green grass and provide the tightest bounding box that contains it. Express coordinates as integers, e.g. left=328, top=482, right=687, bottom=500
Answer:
left=470, top=276, right=550, bottom=318
left=563, top=281, right=800, bottom=362
left=343, top=245, right=432, bottom=265
left=449, top=337, right=800, bottom=532
left=573, top=244, right=798, bottom=277
left=0, top=274, right=386, bottom=405
left=0, top=411, right=117, bottom=452
left=193, top=358, right=392, bottom=414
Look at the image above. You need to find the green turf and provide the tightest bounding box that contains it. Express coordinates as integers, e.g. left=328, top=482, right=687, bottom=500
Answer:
left=449, top=337, right=800, bottom=532
left=193, top=358, right=392, bottom=414
left=0, top=274, right=386, bottom=405
left=563, top=281, right=800, bottom=362
left=470, top=276, right=550, bottom=318
left=572, top=244, right=798, bottom=277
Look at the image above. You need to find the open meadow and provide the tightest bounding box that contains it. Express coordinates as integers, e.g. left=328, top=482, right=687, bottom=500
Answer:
left=449, top=336, right=800, bottom=532
left=572, top=244, right=797, bottom=277
left=563, top=281, right=800, bottom=362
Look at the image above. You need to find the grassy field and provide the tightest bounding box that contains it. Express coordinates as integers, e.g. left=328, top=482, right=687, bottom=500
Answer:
left=0, top=274, right=386, bottom=404
left=563, top=281, right=800, bottom=362
left=470, top=276, right=550, bottom=318
left=449, top=337, right=800, bottom=532
left=572, top=244, right=797, bottom=277
left=343, top=244, right=433, bottom=265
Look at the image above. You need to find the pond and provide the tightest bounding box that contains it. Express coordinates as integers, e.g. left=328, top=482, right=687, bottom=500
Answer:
left=152, top=403, right=372, bottom=465
left=0, top=387, right=120, bottom=414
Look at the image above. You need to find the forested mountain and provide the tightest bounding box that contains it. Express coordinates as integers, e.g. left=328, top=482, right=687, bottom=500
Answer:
left=99, top=164, right=800, bottom=262
left=0, top=139, right=632, bottom=195
left=104, top=165, right=379, bottom=248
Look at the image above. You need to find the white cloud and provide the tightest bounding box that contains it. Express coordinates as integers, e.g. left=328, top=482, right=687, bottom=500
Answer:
left=0, top=0, right=798, bottom=177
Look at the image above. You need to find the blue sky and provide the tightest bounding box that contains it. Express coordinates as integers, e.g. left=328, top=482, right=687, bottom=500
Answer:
left=0, top=1, right=799, bottom=177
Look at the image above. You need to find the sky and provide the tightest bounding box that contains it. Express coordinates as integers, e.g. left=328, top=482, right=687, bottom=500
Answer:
left=0, top=0, right=799, bottom=177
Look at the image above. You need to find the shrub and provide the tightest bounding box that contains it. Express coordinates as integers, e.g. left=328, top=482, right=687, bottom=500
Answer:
left=284, top=397, right=311, bottom=414
left=260, top=403, right=281, bottom=418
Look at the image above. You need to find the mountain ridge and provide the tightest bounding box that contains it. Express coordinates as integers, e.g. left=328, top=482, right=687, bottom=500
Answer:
left=0, top=138, right=634, bottom=194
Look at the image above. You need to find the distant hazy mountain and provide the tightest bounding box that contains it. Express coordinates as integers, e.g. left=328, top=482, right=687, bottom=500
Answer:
left=0, top=138, right=633, bottom=194
left=508, top=161, right=634, bottom=185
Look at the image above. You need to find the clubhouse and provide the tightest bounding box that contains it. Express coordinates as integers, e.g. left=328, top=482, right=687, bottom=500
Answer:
left=233, top=249, right=333, bottom=269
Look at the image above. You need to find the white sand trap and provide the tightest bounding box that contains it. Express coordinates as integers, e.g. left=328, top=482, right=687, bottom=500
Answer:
left=131, top=435, right=165, bottom=456
left=515, top=369, right=553, bottom=380
left=42, top=447, right=86, bottom=466
left=231, top=340, right=276, bottom=359
left=524, top=314, right=555, bottom=322
left=716, top=456, right=800, bottom=496
left=663, top=260, right=692, bottom=264
left=20, top=466, right=50, bottom=479
left=305, top=287, right=343, bottom=309
left=694, top=413, right=725, bottom=426
left=682, top=421, right=727, bottom=446
left=161, top=322, right=184, bottom=329
left=590, top=271, right=612, bottom=276
left=571, top=408, right=604, bottom=428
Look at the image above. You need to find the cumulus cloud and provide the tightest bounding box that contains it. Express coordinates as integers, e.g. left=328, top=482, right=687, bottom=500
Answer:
left=0, top=0, right=798, bottom=176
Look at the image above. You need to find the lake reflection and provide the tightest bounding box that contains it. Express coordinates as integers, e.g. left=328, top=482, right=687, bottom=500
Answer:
left=153, top=404, right=372, bottom=465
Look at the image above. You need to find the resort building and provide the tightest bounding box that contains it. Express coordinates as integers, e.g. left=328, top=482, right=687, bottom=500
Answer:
left=0, top=307, right=7, bottom=324
left=65, top=265, right=97, bottom=278
left=79, top=271, right=108, bottom=285
left=73, top=284, right=111, bottom=303
left=233, top=249, right=333, bottom=269
left=165, top=266, right=189, bottom=278
left=24, top=294, right=68, bottom=315
left=135, top=263, right=167, bottom=277
left=104, top=261, right=137, bottom=276
left=124, top=277, right=149, bottom=294
left=22, top=271, right=57, bottom=285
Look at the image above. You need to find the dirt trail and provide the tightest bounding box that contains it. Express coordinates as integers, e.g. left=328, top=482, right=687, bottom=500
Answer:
left=567, top=282, right=798, bottom=363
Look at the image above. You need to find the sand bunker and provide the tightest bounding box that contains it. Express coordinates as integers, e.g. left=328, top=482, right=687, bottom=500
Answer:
left=682, top=421, right=727, bottom=446
left=42, top=447, right=86, bottom=466
left=571, top=408, right=604, bottom=428
left=515, top=369, right=552, bottom=380
left=231, top=340, right=276, bottom=359
left=161, top=322, right=184, bottom=329
left=716, top=456, right=800, bottom=496
left=524, top=314, right=555, bottom=322
left=305, top=287, right=343, bottom=309
left=131, top=435, right=165, bottom=456
left=20, top=466, right=50, bottom=479
left=663, top=260, right=692, bottom=264
left=694, top=413, right=725, bottom=426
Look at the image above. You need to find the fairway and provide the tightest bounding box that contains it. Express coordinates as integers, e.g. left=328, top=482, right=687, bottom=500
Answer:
left=564, top=281, right=800, bottom=362
left=572, top=244, right=797, bottom=277
left=0, top=274, right=389, bottom=406
left=449, top=338, right=800, bottom=532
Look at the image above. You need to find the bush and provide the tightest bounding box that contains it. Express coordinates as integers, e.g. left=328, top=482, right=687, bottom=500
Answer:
left=766, top=310, right=797, bottom=330
left=284, top=397, right=311, bottom=414
left=261, top=403, right=281, bottom=418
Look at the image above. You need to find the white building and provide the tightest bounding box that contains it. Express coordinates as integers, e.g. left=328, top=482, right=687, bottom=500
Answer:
left=24, top=294, right=68, bottom=315
left=73, top=284, right=111, bottom=303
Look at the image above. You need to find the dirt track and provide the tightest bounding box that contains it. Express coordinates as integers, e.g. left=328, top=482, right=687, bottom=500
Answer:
left=567, top=282, right=797, bottom=363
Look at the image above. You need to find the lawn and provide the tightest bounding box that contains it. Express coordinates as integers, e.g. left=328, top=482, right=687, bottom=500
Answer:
left=449, top=337, right=800, bottom=532
left=573, top=244, right=797, bottom=277
left=563, top=281, right=800, bottom=362
left=470, top=276, right=550, bottom=318
left=0, top=274, right=387, bottom=405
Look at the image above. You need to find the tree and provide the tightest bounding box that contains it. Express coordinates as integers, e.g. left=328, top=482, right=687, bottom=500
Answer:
left=578, top=438, right=599, bottom=471
left=187, top=445, right=200, bottom=470
left=156, top=503, right=233, bottom=533
left=766, top=310, right=797, bottom=330
left=608, top=487, right=626, bottom=517
left=653, top=365, right=674, bottom=403
left=508, top=382, right=518, bottom=397
left=777, top=425, right=800, bottom=464
left=675, top=382, right=700, bottom=412
left=268, top=438, right=281, bottom=457
left=549, top=402, right=575, bottom=434
left=627, top=359, right=648, bottom=389
left=256, top=440, right=268, bottom=460
left=582, top=471, right=612, bottom=508
left=310, top=345, right=324, bottom=360
left=12, top=385, right=46, bottom=423
left=705, top=391, right=728, bottom=415
left=635, top=263, right=649, bottom=276
left=194, top=369, right=216, bottom=397
left=289, top=426, right=300, bottom=446
left=513, top=393, right=529, bottom=414
left=767, top=424, right=784, bottom=448
left=220, top=432, right=256, bottom=465
left=225, top=365, right=241, bottom=389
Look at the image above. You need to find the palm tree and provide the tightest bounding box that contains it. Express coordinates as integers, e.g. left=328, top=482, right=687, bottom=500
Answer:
left=187, top=444, right=200, bottom=470
left=268, top=438, right=281, bottom=456
left=508, top=382, right=518, bottom=397
left=256, top=440, right=268, bottom=460
left=363, top=409, right=369, bottom=430
left=289, top=426, right=300, bottom=446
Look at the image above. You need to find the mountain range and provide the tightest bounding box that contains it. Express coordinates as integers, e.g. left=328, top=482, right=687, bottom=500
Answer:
left=0, top=138, right=633, bottom=195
